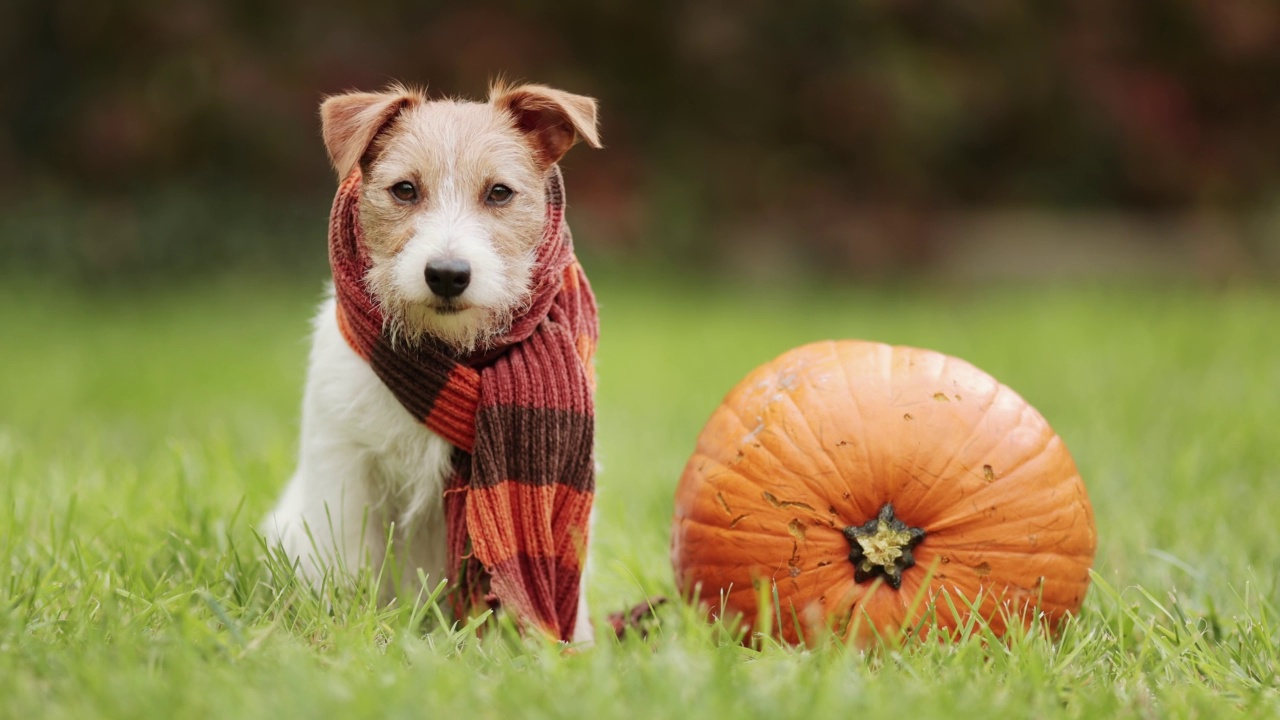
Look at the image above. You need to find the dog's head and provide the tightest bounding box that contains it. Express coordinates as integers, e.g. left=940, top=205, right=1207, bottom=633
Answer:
left=320, top=82, right=600, bottom=352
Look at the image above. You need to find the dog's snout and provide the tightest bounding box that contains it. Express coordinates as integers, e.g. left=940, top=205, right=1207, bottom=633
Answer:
left=424, top=258, right=472, bottom=299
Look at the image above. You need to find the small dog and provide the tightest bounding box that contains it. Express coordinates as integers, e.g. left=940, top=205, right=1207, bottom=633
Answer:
left=263, top=81, right=601, bottom=642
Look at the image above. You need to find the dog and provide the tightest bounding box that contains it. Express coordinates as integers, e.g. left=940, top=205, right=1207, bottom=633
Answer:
left=263, top=81, right=601, bottom=643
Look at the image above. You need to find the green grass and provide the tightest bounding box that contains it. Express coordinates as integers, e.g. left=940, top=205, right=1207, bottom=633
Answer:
left=2, top=274, right=1279, bottom=718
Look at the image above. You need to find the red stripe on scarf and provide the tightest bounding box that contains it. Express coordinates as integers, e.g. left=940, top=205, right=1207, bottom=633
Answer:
left=466, top=481, right=594, bottom=642
left=465, top=482, right=592, bottom=563
left=424, top=367, right=481, bottom=453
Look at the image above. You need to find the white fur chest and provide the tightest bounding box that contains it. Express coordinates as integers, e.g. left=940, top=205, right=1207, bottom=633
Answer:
left=304, top=294, right=456, bottom=519
left=263, top=294, right=454, bottom=588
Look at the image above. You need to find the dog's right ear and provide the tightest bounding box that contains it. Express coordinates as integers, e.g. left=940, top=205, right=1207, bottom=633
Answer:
left=320, top=86, right=422, bottom=180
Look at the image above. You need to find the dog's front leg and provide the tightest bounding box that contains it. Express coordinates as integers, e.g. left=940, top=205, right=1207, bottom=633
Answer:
left=263, top=301, right=391, bottom=588
left=263, top=440, right=386, bottom=589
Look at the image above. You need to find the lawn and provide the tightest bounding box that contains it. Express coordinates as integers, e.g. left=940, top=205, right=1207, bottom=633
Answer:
left=2, top=273, right=1278, bottom=718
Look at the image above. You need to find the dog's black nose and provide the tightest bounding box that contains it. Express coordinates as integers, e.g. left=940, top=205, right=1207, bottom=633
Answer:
left=424, top=259, right=471, bottom=299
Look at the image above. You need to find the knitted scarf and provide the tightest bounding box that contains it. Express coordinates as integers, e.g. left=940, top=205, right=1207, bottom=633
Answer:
left=329, top=166, right=597, bottom=642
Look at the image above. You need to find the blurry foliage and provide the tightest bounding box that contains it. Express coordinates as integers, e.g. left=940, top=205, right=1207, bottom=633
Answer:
left=1, top=0, right=1279, bottom=277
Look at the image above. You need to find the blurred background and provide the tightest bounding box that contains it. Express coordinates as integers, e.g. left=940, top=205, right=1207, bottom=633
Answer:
left=2, top=0, right=1279, bottom=282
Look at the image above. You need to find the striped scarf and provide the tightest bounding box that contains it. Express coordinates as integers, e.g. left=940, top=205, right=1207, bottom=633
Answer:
left=328, top=167, right=597, bottom=642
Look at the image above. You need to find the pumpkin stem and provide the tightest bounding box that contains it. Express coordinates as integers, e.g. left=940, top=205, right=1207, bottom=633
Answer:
left=843, top=503, right=925, bottom=590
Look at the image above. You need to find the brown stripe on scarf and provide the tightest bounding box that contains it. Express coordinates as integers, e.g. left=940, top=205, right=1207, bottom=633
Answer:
left=329, top=166, right=597, bottom=641
left=472, top=408, right=593, bottom=489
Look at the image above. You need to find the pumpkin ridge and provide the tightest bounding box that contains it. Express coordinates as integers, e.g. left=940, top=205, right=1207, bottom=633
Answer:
left=713, top=399, right=845, bottom=507
left=680, top=454, right=831, bottom=546
left=830, top=342, right=883, bottom=517
left=905, top=377, right=1006, bottom=519
left=881, top=455, right=956, bottom=524
left=915, top=545, right=1096, bottom=564
left=683, top=450, right=754, bottom=494
left=923, top=521, right=1094, bottom=559
left=677, top=512, right=844, bottom=544
left=929, top=505, right=1094, bottom=541
left=768, top=368, right=869, bottom=509
left=922, top=435, right=1072, bottom=534
left=921, top=379, right=1004, bottom=476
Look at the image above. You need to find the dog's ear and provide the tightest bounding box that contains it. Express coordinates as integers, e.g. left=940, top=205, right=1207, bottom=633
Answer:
left=490, top=83, right=602, bottom=168
left=320, top=86, right=422, bottom=179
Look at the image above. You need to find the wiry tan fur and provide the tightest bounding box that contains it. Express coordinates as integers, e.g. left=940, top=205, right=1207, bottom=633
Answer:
left=318, top=82, right=600, bottom=352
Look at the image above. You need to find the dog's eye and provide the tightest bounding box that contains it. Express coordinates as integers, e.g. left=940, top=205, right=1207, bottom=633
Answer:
left=390, top=181, right=418, bottom=203
left=485, top=184, right=514, bottom=206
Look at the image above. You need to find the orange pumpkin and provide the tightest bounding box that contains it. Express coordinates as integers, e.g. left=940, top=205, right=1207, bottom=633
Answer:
left=671, top=340, right=1096, bottom=645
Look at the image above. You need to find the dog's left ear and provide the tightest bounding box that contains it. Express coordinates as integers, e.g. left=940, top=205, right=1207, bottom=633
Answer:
left=491, top=83, right=602, bottom=168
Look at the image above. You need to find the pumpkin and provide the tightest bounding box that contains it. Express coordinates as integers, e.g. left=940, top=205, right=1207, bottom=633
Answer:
left=671, top=340, right=1096, bottom=645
